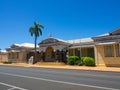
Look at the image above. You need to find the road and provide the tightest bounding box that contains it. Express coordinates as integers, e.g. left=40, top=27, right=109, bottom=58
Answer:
left=0, top=65, right=120, bottom=90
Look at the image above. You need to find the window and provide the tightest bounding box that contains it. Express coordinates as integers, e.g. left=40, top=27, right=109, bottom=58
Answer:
left=115, top=44, right=120, bottom=57
left=8, top=53, right=11, bottom=59
left=16, top=52, right=19, bottom=59
left=104, top=45, right=114, bottom=57
left=11, top=53, right=14, bottom=59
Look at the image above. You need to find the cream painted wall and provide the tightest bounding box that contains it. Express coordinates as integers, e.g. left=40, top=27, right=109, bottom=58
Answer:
left=95, top=45, right=120, bottom=67
left=95, top=46, right=105, bottom=66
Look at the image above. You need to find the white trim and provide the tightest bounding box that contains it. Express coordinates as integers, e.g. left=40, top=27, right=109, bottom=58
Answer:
left=96, top=42, right=117, bottom=46
left=70, top=45, right=94, bottom=49
left=8, top=50, right=20, bottom=52
left=0, top=82, right=27, bottom=90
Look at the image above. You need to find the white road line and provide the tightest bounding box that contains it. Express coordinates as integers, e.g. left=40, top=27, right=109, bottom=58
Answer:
left=0, top=82, right=27, bottom=90
left=0, top=72, right=119, bottom=90
left=7, top=87, right=16, bottom=90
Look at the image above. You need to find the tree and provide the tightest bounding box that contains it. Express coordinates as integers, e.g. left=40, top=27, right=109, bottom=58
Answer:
left=29, top=22, right=44, bottom=64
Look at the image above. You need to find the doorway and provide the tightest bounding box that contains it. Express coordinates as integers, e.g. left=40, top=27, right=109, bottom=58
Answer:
left=45, top=47, right=54, bottom=62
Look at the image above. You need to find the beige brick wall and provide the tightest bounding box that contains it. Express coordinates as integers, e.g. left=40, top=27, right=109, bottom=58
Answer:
left=0, top=54, right=8, bottom=62
left=7, top=52, right=27, bottom=63
left=19, top=52, right=27, bottom=63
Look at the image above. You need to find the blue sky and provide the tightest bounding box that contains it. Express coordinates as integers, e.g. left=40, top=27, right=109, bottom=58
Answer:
left=0, top=0, right=120, bottom=49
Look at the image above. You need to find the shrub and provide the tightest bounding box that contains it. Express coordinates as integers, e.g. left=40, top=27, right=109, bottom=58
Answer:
left=3, top=61, right=12, bottom=64
left=67, top=56, right=79, bottom=65
left=75, top=60, right=83, bottom=66
left=82, top=57, right=95, bottom=66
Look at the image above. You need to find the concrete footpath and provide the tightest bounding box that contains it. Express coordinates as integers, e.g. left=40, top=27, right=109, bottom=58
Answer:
left=0, top=63, right=120, bottom=72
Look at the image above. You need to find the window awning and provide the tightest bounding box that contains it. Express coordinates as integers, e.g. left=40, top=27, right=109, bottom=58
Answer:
left=70, top=45, right=94, bottom=49
left=96, top=42, right=117, bottom=46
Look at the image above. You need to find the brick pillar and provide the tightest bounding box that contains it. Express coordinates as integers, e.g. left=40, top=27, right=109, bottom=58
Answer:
left=60, top=51, right=62, bottom=62
left=54, top=51, right=56, bottom=62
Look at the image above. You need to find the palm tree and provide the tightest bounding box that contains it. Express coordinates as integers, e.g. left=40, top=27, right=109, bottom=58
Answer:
left=29, top=22, right=44, bottom=64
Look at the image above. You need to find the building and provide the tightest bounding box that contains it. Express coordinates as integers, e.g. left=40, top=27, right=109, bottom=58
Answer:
left=68, top=38, right=94, bottom=59
left=38, top=37, right=70, bottom=63
left=5, top=28, right=120, bottom=67
left=92, top=28, right=120, bottom=67
left=6, top=43, right=38, bottom=63
left=0, top=50, right=8, bottom=62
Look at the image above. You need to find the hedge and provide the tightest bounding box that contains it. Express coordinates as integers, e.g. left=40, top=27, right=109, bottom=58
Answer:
left=67, top=56, right=79, bottom=65
left=3, top=61, right=12, bottom=64
left=75, top=60, right=83, bottom=66
left=82, top=57, right=95, bottom=66
left=67, top=56, right=95, bottom=66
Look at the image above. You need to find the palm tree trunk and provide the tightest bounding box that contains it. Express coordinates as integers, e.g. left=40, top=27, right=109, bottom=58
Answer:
left=34, top=36, right=37, bottom=64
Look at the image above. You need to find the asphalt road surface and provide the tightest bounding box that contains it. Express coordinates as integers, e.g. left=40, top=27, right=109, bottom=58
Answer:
left=0, top=65, right=120, bottom=90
